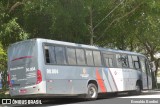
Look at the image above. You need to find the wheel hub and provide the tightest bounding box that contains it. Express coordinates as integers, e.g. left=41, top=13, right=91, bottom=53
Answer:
left=89, top=87, right=96, bottom=98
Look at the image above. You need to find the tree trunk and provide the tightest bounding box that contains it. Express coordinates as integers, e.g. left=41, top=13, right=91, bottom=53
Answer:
left=154, top=58, right=160, bottom=88
left=149, top=51, right=158, bottom=89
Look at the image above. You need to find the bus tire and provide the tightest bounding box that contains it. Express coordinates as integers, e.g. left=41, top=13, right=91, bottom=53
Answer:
left=86, top=83, right=98, bottom=100
left=135, top=82, right=141, bottom=95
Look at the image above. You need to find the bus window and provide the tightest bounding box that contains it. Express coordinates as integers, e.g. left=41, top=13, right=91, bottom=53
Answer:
left=44, top=46, right=50, bottom=63
left=67, top=48, right=77, bottom=65
left=104, top=58, right=113, bottom=67
left=103, top=54, right=114, bottom=67
left=116, top=54, right=122, bottom=67
left=86, top=50, right=94, bottom=66
left=109, top=58, right=113, bottom=67
left=132, top=56, right=140, bottom=69
left=55, top=46, right=67, bottom=65
left=48, top=46, right=56, bottom=64
left=128, top=55, right=134, bottom=68
left=116, top=54, right=129, bottom=68
left=104, top=58, right=109, bottom=67
left=76, top=49, right=86, bottom=65
left=121, top=55, right=129, bottom=68
left=93, top=51, right=102, bottom=66
left=140, top=57, right=146, bottom=73
left=8, top=41, right=36, bottom=66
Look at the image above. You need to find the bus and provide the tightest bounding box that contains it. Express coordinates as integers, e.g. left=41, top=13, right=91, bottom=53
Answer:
left=7, top=38, right=152, bottom=99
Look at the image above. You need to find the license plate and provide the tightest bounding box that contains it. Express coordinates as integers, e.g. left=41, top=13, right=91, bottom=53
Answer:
left=19, top=89, right=27, bottom=94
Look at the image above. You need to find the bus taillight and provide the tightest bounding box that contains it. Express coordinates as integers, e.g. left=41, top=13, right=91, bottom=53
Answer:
left=8, top=73, right=12, bottom=87
left=36, top=70, right=42, bottom=84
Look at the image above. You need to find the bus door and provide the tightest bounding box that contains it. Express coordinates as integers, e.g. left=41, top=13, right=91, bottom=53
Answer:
left=139, top=57, right=150, bottom=89
left=145, top=60, right=152, bottom=89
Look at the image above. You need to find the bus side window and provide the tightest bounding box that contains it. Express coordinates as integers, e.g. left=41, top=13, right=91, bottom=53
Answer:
left=86, top=50, right=94, bottom=66
left=109, top=58, right=113, bottom=67
left=116, top=54, right=129, bottom=68
left=103, top=54, right=114, bottom=67
left=104, top=58, right=113, bottom=67
left=105, top=58, right=109, bottom=67
left=121, top=55, right=129, bottom=68
left=132, top=56, right=140, bottom=69
left=44, top=46, right=50, bottom=63
left=67, top=48, right=77, bottom=65
left=128, top=55, right=134, bottom=68
left=93, top=51, right=102, bottom=66
left=116, top=54, right=122, bottom=67
left=49, top=46, right=56, bottom=64
left=139, top=57, right=146, bottom=73
left=76, top=49, right=86, bottom=65
left=55, top=46, right=67, bottom=65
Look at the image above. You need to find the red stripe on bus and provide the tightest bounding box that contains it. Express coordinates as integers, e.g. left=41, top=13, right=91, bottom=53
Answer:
left=12, top=56, right=32, bottom=61
left=96, top=69, right=107, bottom=93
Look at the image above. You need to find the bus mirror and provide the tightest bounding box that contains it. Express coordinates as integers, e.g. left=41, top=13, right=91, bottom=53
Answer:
left=150, top=61, right=156, bottom=72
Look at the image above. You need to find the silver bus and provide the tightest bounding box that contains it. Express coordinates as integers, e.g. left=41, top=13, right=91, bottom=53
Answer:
left=7, top=38, right=152, bottom=99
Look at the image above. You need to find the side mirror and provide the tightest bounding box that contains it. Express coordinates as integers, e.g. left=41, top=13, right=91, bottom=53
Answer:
left=150, top=61, right=156, bottom=72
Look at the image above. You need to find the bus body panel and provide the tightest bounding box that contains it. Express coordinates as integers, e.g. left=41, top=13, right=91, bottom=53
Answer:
left=44, top=66, right=141, bottom=94
left=148, top=75, right=152, bottom=89
left=122, top=68, right=141, bottom=91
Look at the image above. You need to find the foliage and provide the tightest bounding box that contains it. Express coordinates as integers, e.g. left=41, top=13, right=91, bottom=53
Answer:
left=0, top=17, right=28, bottom=48
left=0, top=0, right=160, bottom=88
left=0, top=42, right=6, bottom=71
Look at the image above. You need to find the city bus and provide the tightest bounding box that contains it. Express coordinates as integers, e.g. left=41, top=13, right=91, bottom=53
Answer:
left=7, top=38, right=152, bottom=99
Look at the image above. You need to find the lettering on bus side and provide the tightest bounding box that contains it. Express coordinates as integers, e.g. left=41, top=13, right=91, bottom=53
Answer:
left=46, top=69, right=59, bottom=74
left=10, top=67, right=24, bottom=71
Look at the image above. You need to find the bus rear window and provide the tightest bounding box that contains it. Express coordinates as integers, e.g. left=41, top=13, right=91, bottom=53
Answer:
left=8, top=41, right=36, bottom=63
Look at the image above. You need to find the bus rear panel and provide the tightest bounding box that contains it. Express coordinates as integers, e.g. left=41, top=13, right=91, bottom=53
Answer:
left=8, top=40, right=46, bottom=97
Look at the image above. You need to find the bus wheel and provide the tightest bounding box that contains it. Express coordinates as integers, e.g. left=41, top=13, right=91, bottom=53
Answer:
left=86, top=83, right=98, bottom=100
left=135, top=82, right=141, bottom=95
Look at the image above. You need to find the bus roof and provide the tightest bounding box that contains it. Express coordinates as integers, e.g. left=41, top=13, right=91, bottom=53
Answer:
left=10, top=38, right=145, bottom=57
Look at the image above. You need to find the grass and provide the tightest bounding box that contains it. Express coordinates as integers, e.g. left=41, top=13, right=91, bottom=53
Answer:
left=0, top=90, right=11, bottom=98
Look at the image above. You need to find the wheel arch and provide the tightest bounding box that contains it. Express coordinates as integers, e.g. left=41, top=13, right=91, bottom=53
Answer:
left=87, top=80, right=98, bottom=90
left=136, top=79, right=143, bottom=90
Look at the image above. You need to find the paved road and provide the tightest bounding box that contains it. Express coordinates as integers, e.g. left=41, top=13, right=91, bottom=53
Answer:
left=3, top=90, right=160, bottom=106
left=31, top=90, right=160, bottom=106
left=75, top=90, right=160, bottom=104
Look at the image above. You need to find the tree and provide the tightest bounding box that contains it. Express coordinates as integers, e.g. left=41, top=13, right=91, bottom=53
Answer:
left=133, top=0, right=160, bottom=87
left=0, top=0, right=160, bottom=90
left=0, top=42, right=6, bottom=72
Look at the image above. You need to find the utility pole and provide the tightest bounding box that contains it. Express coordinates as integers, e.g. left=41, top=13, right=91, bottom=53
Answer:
left=89, top=7, right=94, bottom=45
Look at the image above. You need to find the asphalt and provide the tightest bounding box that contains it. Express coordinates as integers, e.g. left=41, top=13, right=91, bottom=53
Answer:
left=2, top=90, right=160, bottom=107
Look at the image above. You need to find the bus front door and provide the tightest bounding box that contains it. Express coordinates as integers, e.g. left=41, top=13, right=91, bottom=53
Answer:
left=140, top=57, right=149, bottom=90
